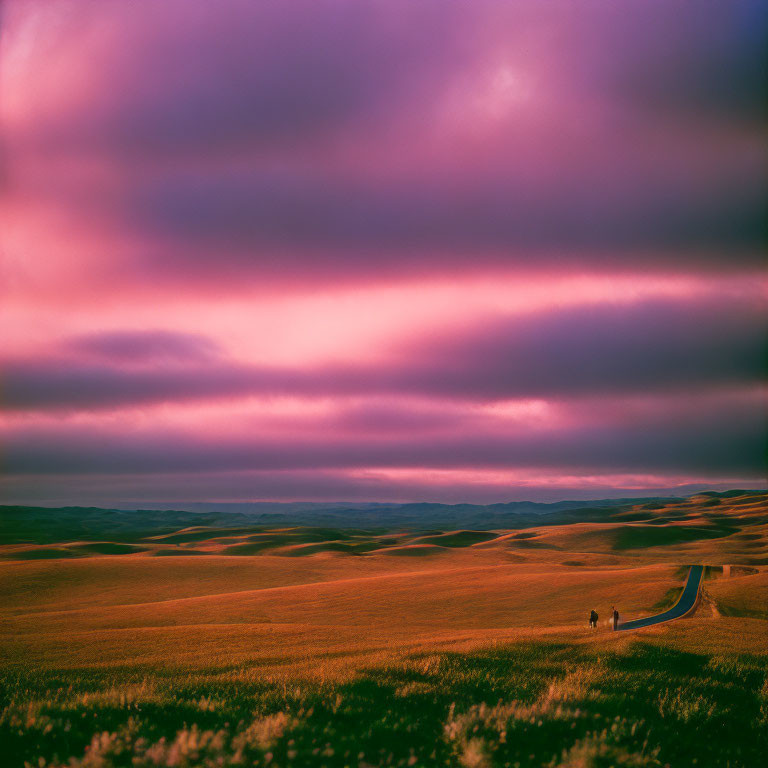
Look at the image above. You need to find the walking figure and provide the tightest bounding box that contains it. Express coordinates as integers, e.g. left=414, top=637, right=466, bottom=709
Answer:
left=589, top=609, right=598, bottom=629
left=612, top=605, right=619, bottom=631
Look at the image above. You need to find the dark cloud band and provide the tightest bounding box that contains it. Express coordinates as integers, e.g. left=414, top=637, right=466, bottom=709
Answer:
left=3, top=392, right=763, bottom=476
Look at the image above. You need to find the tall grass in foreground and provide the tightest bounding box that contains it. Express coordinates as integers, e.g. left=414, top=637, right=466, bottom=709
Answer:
left=1, top=642, right=766, bottom=767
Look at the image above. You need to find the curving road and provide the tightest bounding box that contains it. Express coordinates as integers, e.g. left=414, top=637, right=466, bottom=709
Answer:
left=617, top=565, right=704, bottom=631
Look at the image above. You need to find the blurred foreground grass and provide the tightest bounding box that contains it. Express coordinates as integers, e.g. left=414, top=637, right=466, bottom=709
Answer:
left=2, top=641, right=766, bottom=768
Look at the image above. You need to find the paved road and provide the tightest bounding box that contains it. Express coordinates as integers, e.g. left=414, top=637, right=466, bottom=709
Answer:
left=617, top=565, right=704, bottom=631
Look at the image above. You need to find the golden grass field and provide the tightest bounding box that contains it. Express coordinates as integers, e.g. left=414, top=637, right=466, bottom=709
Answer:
left=1, top=491, right=766, bottom=766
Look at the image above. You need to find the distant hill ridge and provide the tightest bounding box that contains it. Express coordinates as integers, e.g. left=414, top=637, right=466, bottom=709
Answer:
left=1, top=489, right=765, bottom=545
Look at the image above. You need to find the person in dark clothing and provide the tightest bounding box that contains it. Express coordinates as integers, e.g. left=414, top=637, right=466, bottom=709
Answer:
left=612, top=606, right=619, bottom=630
left=589, top=609, right=598, bottom=629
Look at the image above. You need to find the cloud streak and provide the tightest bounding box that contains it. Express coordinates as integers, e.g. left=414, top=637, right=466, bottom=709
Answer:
left=3, top=297, right=764, bottom=411
left=3, top=390, right=763, bottom=477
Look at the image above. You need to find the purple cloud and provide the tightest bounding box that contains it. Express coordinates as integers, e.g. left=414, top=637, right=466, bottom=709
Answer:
left=2, top=390, right=763, bottom=476
left=5, top=0, right=765, bottom=287
left=125, top=163, right=765, bottom=271
left=3, top=296, right=764, bottom=411
left=67, top=330, right=221, bottom=364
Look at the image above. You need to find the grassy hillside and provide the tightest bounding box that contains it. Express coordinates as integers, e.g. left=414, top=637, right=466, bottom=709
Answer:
left=1, top=490, right=766, bottom=766
left=2, top=491, right=766, bottom=563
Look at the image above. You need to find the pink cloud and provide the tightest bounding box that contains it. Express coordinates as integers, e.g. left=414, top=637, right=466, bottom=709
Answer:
left=1, top=0, right=765, bottom=505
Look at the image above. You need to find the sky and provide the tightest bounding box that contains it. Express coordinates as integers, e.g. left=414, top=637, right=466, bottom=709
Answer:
left=1, top=0, right=766, bottom=506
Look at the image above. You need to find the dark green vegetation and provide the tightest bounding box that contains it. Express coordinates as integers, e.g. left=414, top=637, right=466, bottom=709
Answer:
left=73, top=543, right=149, bottom=556
left=717, top=603, right=768, bottom=620
left=612, top=524, right=733, bottom=550
left=152, top=549, right=207, bottom=557
left=2, top=642, right=766, bottom=768
left=1, top=543, right=148, bottom=560
left=650, top=586, right=684, bottom=612
left=6, top=547, right=84, bottom=560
